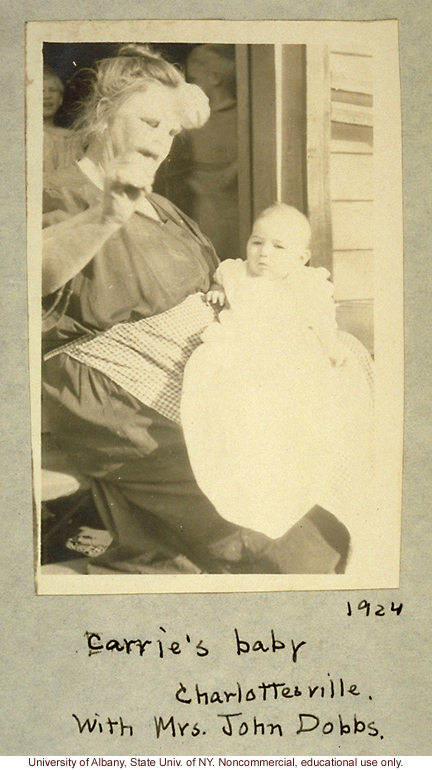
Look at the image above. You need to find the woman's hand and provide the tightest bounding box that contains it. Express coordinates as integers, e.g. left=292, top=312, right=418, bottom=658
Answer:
left=327, top=341, right=347, bottom=368
left=316, top=329, right=347, bottom=368
left=101, top=152, right=158, bottom=224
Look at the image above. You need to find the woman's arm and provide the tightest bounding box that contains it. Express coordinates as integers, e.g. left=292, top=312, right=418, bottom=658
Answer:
left=42, top=152, right=156, bottom=296
left=42, top=203, right=122, bottom=296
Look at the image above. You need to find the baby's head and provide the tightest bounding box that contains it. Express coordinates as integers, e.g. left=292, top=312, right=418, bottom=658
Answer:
left=247, top=203, right=311, bottom=280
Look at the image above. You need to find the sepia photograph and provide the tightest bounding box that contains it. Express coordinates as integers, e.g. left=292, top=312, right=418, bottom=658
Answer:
left=2, top=6, right=429, bottom=759
left=27, top=20, right=403, bottom=594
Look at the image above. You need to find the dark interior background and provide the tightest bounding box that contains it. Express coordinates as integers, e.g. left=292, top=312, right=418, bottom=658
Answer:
left=43, top=43, right=198, bottom=128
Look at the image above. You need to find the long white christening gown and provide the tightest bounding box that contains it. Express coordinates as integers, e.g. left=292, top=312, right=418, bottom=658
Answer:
left=181, top=259, right=374, bottom=547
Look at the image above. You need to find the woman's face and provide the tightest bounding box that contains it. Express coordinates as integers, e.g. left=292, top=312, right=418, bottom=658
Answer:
left=104, top=83, right=183, bottom=181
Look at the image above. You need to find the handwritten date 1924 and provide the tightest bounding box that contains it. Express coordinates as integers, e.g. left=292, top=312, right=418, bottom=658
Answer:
left=346, top=600, right=403, bottom=617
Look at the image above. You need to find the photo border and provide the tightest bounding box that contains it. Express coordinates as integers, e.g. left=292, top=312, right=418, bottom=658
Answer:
left=27, top=18, right=403, bottom=595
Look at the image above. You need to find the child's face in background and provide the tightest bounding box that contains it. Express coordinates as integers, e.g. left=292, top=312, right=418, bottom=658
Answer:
left=246, top=212, right=310, bottom=280
left=43, top=74, right=64, bottom=121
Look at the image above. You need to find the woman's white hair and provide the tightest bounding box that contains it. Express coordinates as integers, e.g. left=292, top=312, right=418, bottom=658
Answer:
left=73, top=44, right=210, bottom=143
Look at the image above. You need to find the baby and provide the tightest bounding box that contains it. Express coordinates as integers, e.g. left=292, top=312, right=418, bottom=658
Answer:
left=181, top=203, right=374, bottom=561
left=206, top=203, right=346, bottom=366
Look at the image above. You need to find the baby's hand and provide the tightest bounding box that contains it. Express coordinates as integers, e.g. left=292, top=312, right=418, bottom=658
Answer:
left=206, top=284, right=226, bottom=307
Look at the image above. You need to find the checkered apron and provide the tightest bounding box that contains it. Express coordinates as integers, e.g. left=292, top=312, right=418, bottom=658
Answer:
left=44, top=293, right=217, bottom=425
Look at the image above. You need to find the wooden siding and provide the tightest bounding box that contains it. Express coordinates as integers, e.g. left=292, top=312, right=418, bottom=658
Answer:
left=329, top=48, right=374, bottom=352
left=331, top=201, right=374, bottom=250
left=332, top=250, right=374, bottom=301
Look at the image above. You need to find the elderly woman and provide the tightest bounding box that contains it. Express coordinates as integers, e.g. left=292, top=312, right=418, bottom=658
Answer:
left=42, top=45, right=349, bottom=575
left=43, top=45, right=245, bottom=575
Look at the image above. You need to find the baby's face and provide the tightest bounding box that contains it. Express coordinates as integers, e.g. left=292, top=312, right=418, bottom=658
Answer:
left=246, top=213, right=309, bottom=280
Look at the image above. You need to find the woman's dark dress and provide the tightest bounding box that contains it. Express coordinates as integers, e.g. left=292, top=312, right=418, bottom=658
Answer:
left=42, top=164, right=348, bottom=574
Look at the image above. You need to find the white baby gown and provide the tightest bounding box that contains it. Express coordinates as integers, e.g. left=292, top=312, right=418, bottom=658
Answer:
left=181, top=259, right=373, bottom=549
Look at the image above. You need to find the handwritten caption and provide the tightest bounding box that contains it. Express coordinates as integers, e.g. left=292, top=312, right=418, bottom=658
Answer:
left=69, top=606, right=403, bottom=744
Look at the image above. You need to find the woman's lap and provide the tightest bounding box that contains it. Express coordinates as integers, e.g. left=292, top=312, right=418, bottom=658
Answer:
left=43, top=355, right=241, bottom=569
left=43, top=355, right=349, bottom=574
